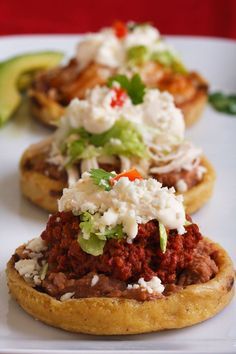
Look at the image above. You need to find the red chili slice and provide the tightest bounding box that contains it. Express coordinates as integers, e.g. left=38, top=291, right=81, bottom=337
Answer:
left=110, top=168, right=143, bottom=185
left=113, top=21, right=128, bottom=38
left=110, top=87, right=128, bottom=107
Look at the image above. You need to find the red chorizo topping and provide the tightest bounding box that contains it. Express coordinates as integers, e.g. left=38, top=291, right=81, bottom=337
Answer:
left=41, top=211, right=202, bottom=285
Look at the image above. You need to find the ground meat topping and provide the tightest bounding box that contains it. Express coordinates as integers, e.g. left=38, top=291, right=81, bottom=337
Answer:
left=14, top=211, right=219, bottom=301
left=177, top=240, right=219, bottom=285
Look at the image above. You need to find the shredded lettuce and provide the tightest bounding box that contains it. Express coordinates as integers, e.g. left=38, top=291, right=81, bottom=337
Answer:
left=151, top=50, right=187, bottom=74
left=127, top=45, right=149, bottom=65
left=67, top=139, right=86, bottom=164
left=65, top=118, right=147, bottom=165
left=78, top=212, right=124, bottom=256
left=91, top=119, right=147, bottom=158
left=96, top=224, right=123, bottom=240
left=209, top=92, right=236, bottom=115
left=159, top=222, right=168, bottom=253
left=78, top=234, right=106, bottom=256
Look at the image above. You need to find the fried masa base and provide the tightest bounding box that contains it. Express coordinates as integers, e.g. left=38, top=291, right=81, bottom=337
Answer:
left=6, top=238, right=235, bottom=335
left=20, top=139, right=216, bottom=214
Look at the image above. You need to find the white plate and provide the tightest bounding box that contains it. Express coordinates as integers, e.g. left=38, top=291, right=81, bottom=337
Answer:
left=0, top=35, right=235, bottom=354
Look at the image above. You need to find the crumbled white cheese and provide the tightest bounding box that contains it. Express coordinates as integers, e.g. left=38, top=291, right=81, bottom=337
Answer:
left=197, top=165, right=206, bottom=179
left=75, top=24, right=162, bottom=70
left=60, top=292, right=75, bottom=302
left=59, top=173, right=186, bottom=242
left=15, top=259, right=40, bottom=278
left=91, top=274, right=99, bottom=287
left=26, top=237, right=47, bottom=253
left=127, top=276, right=164, bottom=294
left=176, top=179, right=188, bottom=193
left=53, top=85, right=184, bottom=151
left=15, top=237, right=48, bottom=285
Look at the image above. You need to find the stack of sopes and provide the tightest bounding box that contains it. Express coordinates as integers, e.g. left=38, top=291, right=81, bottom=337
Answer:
left=6, top=22, right=234, bottom=336
left=7, top=169, right=234, bottom=334
left=29, top=22, right=208, bottom=127
left=21, top=75, right=215, bottom=214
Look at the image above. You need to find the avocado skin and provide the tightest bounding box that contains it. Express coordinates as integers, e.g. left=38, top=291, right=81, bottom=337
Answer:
left=0, top=51, right=63, bottom=126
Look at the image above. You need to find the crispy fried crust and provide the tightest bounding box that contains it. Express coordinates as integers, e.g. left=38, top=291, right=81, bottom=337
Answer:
left=183, top=156, right=216, bottom=214
left=20, top=140, right=215, bottom=214
left=6, top=238, right=235, bottom=335
left=29, top=91, right=64, bottom=127
left=180, top=88, right=208, bottom=127
left=19, top=139, right=66, bottom=213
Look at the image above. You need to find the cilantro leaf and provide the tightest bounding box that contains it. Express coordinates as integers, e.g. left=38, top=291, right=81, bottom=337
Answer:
left=128, top=74, right=146, bottom=105
left=90, top=168, right=115, bottom=191
left=209, top=92, right=236, bottom=115
left=108, top=74, right=146, bottom=105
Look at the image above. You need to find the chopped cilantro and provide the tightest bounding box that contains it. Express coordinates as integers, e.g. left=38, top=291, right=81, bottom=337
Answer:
left=89, top=168, right=115, bottom=191
left=108, top=74, right=146, bottom=105
left=209, top=92, right=236, bottom=115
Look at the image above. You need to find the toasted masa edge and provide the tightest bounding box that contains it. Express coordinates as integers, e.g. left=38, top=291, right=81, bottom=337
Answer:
left=20, top=138, right=215, bottom=214
left=179, top=88, right=208, bottom=127
left=6, top=238, right=235, bottom=335
left=183, top=156, right=216, bottom=214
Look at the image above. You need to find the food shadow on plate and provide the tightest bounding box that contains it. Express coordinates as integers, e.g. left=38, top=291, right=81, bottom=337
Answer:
left=0, top=170, right=47, bottom=222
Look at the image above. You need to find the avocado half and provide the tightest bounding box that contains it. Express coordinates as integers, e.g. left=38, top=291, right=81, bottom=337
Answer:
left=0, top=51, right=63, bottom=126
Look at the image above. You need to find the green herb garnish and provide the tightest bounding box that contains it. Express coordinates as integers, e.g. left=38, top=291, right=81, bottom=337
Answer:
left=108, top=74, right=146, bottom=105
left=209, top=92, right=236, bottom=115
left=159, top=222, right=168, bottom=253
left=90, top=169, right=115, bottom=191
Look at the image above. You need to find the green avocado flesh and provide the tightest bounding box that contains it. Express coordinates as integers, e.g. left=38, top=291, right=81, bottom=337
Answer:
left=0, top=51, right=63, bottom=126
